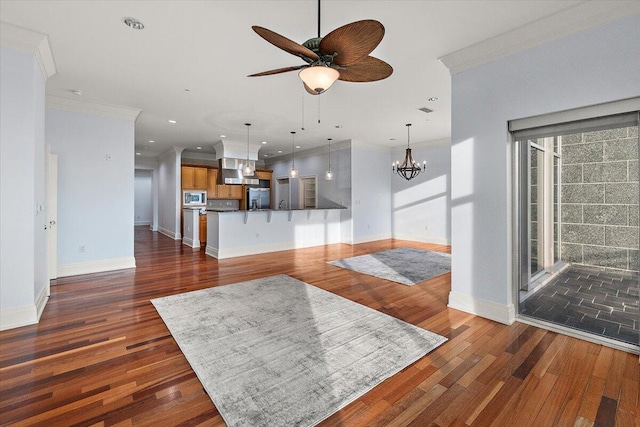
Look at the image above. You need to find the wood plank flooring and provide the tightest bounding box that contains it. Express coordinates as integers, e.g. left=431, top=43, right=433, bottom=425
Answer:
left=0, top=227, right=638, bottom=426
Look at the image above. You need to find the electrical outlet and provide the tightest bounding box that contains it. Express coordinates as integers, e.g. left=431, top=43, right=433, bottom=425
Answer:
left=256, top=233, right=260, bottom=238
left=424, top=225, right=429, bottom=231
left=79, top=245, right=85, bottom=253
left=106, top=154, right=112, bottom=161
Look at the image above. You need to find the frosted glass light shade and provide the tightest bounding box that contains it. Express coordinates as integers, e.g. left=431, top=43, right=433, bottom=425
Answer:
left=290, top=167, right=298, bottom=178
left=325, top=170, right=333, bottom=180
left=299, top=66, right=339, bottom=94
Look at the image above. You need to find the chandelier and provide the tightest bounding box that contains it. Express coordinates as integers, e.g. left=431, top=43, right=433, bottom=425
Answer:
left=392, top=123, right=425, bottom=181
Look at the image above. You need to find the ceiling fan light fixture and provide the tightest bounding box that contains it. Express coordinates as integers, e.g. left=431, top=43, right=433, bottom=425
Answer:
left=299, top=66, right=339, bottom=94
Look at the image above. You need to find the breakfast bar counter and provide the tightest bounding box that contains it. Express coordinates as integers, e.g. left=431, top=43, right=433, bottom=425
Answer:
left=205, top=207, right=344, bottom=259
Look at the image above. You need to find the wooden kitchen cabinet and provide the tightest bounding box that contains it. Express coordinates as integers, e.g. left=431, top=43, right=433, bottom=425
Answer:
left=194, top=167, right=207, bottom=189
left=181, top=166, right=208, bottom=189
left=255, top=170, right=272, bottom=181
left=217, top=184, right=243, bottom=199
left=199, top=214, right=207, bottom=246
left=181, top=166, right=195, bottom=189
left=207, top=169, right=218, bottom=198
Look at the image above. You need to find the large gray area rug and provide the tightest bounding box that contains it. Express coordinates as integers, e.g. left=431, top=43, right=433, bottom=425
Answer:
left=328, top=247, right=451, bottom=285
left=151, top=274, right=446, bottom=427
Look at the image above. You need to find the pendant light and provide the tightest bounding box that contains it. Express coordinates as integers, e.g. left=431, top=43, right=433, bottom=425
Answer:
left=392, top=123, right=426, bottom=181
left=242, top=123, right=254, bottom=176
left=289, top=131, right=298, bottom=178
left=325, top=138, right=333, bottom=180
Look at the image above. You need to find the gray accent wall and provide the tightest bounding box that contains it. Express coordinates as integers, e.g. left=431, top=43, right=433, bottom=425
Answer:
left=561, top=126, right=639, bottom=272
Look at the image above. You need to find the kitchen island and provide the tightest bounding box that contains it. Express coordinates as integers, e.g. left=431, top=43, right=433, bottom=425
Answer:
left=205, top=207, right=345, bottom=259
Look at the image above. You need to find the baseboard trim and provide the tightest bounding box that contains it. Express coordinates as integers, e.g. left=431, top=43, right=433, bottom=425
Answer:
left=135, top=221, right=151, bottom=226
left=392, top=233, right=451, bottom=245
left=352, top=233, right=393, bottom=245
left=158, top=227, right=181, bottom=240
left=182, top=237, right=200, bottom=249
left=57, top=256, right=136, bottom=277
left=205, top=245, right=219, bottom=259
left=448, top=291, right=515, bottom=325
left=0, top=304, right=38, bottom=331
left=35, top=284, right=48, bottom=320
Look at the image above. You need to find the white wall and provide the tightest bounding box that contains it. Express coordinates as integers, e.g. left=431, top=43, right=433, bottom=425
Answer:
left=391, top=138, right=451, bottom=245
left=157, top=148, right=182, bottom=239
left=0, top=47, right=47, bottom=328
left=46, top=108, right=136, bottom=276
left=449, top=14, right=640, bottom=323
left=134, top=170, right=153, bottom=225
left=351, top=141, right=392, bottom=244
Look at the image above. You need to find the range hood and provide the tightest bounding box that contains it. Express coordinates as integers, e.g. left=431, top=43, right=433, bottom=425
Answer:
left=213, top=140, right=259, bottom=185
left=217, top=158, right=259, bottom=185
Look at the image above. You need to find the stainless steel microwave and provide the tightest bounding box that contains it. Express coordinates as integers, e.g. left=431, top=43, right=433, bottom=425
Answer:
left=183, top=190, right=207, bottom=206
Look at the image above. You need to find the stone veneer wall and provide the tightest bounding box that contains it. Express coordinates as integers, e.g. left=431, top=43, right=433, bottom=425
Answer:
left=561, top=126, right=639, bottom=272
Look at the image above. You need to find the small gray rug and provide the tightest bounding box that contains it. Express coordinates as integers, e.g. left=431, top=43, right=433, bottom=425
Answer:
left=151, top=275, right=446, bottom=427
left=328, top=247, right=451, bottom=285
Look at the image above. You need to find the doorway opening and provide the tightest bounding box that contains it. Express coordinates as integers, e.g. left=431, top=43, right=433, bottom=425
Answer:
left=512, top=107, right=639, bottom=350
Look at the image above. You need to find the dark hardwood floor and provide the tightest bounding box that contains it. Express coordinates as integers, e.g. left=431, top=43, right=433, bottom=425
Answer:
left=0, top=227, right=637, bottom=426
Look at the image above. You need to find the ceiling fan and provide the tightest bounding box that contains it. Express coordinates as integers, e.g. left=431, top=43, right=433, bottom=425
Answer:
left=248, top=0, right=393, bottom=95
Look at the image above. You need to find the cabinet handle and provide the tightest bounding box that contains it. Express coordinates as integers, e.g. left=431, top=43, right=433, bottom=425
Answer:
left=50, top=220, right=56, bottom=225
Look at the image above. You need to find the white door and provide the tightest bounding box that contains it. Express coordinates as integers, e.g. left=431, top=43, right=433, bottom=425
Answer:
left=47, top=153, right=58, bottom=283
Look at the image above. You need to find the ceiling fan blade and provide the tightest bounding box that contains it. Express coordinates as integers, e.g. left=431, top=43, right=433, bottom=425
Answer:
left=303, top=82, right=320, bottom=95
left=319, top=20, right=384, bottom=66
left=337, top=56, right=393, bottom=82
left=252, top=26, right=319, bottom=61
left=248, top=65, right=307, bottom=77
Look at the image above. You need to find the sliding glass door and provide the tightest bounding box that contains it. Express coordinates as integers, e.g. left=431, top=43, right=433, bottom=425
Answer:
left=517, top=137, right=560, bottom=291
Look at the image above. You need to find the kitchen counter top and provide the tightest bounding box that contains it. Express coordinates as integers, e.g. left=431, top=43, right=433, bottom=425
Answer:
left=207, top=206, right=346, bottom=213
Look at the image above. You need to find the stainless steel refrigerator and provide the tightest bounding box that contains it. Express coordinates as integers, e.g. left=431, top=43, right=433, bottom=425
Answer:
left=247, top=187, right=271, bottom=210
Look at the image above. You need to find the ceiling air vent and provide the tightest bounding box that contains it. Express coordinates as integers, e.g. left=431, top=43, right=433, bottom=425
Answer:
left=418, top=107, right=434, bottom=114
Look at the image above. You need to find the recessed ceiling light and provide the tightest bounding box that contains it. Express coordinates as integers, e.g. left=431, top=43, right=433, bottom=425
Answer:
left=427, top=97, right=439, bottom=102
left=196, top=146, right=202, bottom=150
left=277, top=150, right=283, bottom=153
left=390, top=138, right=396, bottom=141
left=168, top=119, right=177, bottom=124
left=184, top=89, right=190, bottom=92
left=334, top=125, right=342, bottom=129
left=123, top=17, right=144, bottom=30
left=220, top=135, right=226, bottom=138
left=264, top=154, right=269, bottom=157
left=149, top=140, right=155, bottom=143
left=295, top=145, right=301, bottom=149
left=71, top=90, right=82, bottom=96
left=135, top=152, right=141, bottom=156
left=261, top=141, right=267, bottom=145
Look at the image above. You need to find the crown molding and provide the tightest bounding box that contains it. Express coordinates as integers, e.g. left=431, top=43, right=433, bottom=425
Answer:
left=1, top=21, right=57, bottom=80
left=439, top=1, right=640, bottom=75
left=45, top=95, right=141, bottom=122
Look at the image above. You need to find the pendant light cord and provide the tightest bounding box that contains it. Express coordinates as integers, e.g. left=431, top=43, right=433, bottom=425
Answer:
left=317, top=0, right=321, bottom=38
